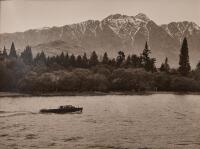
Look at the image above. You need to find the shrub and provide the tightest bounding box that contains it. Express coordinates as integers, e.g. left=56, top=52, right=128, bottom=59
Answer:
left=170, top=77, right=200, bottom=92
left=111, top=68, right=153, bottom=91
left=153, top=72, right=171, bottom=91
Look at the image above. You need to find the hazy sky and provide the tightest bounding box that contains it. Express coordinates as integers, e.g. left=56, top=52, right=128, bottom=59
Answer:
left=0, top=0, right=200, bottom=33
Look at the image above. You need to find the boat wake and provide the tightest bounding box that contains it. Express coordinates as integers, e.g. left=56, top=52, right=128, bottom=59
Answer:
left=0, top=111, right=37, bottom=118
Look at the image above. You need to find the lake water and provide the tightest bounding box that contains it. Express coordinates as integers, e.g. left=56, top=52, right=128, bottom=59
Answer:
left=0, top=94, right=200, bottom=149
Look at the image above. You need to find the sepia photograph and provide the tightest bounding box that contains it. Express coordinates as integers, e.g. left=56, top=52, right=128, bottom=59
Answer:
left=0, top=0, right=200, bottom=148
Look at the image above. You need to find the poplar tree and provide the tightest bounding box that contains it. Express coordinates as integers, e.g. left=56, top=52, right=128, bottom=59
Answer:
left=179, top=37, right=190, bottom=76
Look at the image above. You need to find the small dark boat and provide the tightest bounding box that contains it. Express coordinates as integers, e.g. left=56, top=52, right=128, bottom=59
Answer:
left=40, top=105, right=83, bottom=114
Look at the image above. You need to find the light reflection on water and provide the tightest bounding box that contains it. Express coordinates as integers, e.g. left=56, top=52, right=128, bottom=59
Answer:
left=0, top=94, right=200, bottom=149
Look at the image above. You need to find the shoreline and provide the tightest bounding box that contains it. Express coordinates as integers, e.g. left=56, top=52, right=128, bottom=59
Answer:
left=1, top=91, right=200, bottom=98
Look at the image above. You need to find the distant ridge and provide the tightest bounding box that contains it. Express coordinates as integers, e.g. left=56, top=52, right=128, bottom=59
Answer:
left=1, top=13, right=200, bottom=67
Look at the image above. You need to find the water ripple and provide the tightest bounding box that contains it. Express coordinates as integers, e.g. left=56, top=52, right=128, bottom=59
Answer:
left=25, top=134, right=38, bottom=140
left=63, top=136, right=83, bottom=142
left=88, top=144, right=128, bottom=149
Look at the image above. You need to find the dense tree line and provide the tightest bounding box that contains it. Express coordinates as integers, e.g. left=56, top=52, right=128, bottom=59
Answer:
left=27, top=41, right=156, bottom=72
left=1, top=38, right=200, bottom=93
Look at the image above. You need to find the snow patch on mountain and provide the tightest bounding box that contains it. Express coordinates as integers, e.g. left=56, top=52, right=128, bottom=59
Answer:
left=161, top=21, right=200, bottom=44
left=102, top=13, right=151, bottom=39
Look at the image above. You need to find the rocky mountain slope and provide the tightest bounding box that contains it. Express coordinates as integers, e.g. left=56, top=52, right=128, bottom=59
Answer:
left=0, top=13, right=200, bottom=67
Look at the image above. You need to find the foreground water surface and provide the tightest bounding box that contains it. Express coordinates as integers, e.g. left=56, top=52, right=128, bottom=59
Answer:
left=0, top=94, right=200, bottom=149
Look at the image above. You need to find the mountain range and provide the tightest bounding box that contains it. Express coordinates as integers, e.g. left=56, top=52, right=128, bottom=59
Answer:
left=0, top=13, right=200, bottom=67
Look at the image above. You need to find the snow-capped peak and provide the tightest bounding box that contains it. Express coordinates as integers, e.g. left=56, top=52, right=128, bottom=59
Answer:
left=135, top=13, right=150, bottom=22
left=102, top=14, right=138, bottom=34
left=104, top=14, right=130, bottom=20
left=100, top=13, right=151, bottom=36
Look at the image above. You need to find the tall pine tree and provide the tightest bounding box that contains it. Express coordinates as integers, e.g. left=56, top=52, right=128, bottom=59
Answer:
left=3, top=46, right=8, bottom=57
left=76, top=55, right=83, bottom=67
left=64, top=53, right=70, bottom=68
left=141, top=42, right=156, bottom=72
left=59, top=52, right=65, bottom=66
left=69, top=54, right=76, bottom=67
left=82, top=53, right=88, bottom=68
left=141, top=42, right=150, bottom=68
left=9, top=42, right=17, bottom=58
left=21, top=46, right=33, bottom=65
left=102, top=52, right=109, bottom=65
left=179, top=37, right=190, bottom=76
left=142, top=42, right=151, bottom=61
left=89, top=51, right=99, bottom=67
